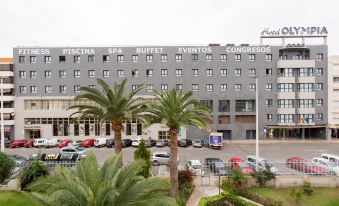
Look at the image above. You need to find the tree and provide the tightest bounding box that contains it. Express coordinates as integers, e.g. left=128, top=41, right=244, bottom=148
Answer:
left=134, top=139, right=151, bottom=178
left=0, top=152, right=15, bottom=186
left=27, top=152, right=177, bottom=206
left=69, top=78, right=145, bottom=157
left=145, top=89, right=211, bottom=197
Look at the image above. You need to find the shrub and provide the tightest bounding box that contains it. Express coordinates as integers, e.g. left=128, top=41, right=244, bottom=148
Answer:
left=226, top=169, right=249, bottom=195
left=133, top=139, right=151, bottom=178
left=243, top=192, right=283, bottom=206
left=178, top=168, right=194, bottom=201
left=289, top=183, right=303, bottom=203
left=0, top=152, right=15, bottom=185
left=198, top=192, right=257, bottom=206
left=19, top=158, right=48, bottom=190
left=302, top=181, right=313, bottom=196
left=251, top=164, right=276, bottom=186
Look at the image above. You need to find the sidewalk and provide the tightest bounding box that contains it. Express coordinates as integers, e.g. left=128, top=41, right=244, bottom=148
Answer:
left=186, top=185, right=220, bottom=206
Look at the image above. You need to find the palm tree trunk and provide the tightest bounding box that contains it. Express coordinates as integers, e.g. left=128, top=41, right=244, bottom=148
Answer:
left=112, top=122, right=123, bottom=155
left=169, top=127, right=179, bottom=197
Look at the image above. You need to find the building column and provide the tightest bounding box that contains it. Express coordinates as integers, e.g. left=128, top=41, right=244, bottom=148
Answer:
left=326, top=127, right=331, bottom=141
left=302, top=127, right=305, bottom=140
left=282, top=129, right=285, bottom=139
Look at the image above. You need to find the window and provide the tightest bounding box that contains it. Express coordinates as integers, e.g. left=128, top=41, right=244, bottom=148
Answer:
left=192, top=69, right=198, bottom=76
left=57, top=56, right=65, bottom=63
left=266, top=99, right=273, bottom=107
left=103, top=70, right=110, bottom=78
left=146, top=55, right=153, bottom=62
left=249, top=84, right=256, bottom=91
left=235, top=100, right=255, bottom=112
left=279, top=68, right=293, bottom=77
left=297, top=99, right=313, bottom=108
left=235, top=84, right=241, bottom=91
left=317, top=99, right=323, bottom=106
left=191, top=54, right=198, bottom=61
left=132, top=85, right=138, bottom=91
left=44, top=56, right=52, bottom=63
left=317, top=113, right=323, bottom=120
left=220, top=54, right=227, bottom=61
left=132, top=55, right=138, bottom=62
left=297, top=114, right=313, bottom=123
left=206, top=84, right=213, bottom=92
left=266, top=83, right=272, bottom=91
left=175, top=54, right=182, bottom=62
left=249, top=54, right=255, bottom=61
left=146, top=84, right=153, bottom=92
left=45, top=86, right=52, bottom=93
left=30, top=86, right=37, bottom=93
left=20, top=86, right=27, bottom=93
left=146, top=69, right=153, bottom=77
left=30, top=56, right=37, bottom=63
left=220, top=84, right=227, bottom=91
left=117, top=70, right=124, bottom=77
left=278, top=114, right=294, bottom=123
left=74, top=55, right=80, bottom=63
left=19, top=56, right=26, bottom=63
left=235, top=68, right=241, bottom=76
left=132, top=69, right=139, bottom=77
left=221, top=69, right=227, bottom=76
left=60, top=85, right=67, bottom=93
left=316, top=68, right=323, bottom=75
left=267, top=114, right=273, bottom=122
left=161, top=54, right=167, bottom=62
left=266, top=68, right=272, bottom=76
left=59, top=70, right=66, bottom=78
left=175, top=69, right=183, bottom=76
left=278, top=83, right=293, bottom=92
left=266, top=54, right=272, bottom=61
left=88, top=70, right=95, bottom=78
left=249, top=68, right=256, bottom=76
left=19, top=71, right=27, bottom=78
left=316, top=53, right=323, bottom=61
left=30, top=71, right=37, bottom=78
left=297, top=83, right=314, bottom=92
left=161, top=69, right=167, bottom=76
left=45, top=70, right=51, bottom=78
left=88, top=55, right=95, bottom=63
left=117, top=55, right=124, bottom=62
left=74, top=70, right=80, bottom=78
left=298, top=68, right=313, bottom=77
left=74, top=85, right=80, bottom=93
left=278, top=99, right=294, bottom=108
left=198, top=100, right=213, bottom=111
left=235, top=54, right=241, bottom=61
left=176, top=84, right=183, bottom=91
left=218, top=100, right=230, bottom=112
left=316, top=83, right=323, bottom=91
left=206, top=54, right=212, bottom=61
left=206, top=69, right=213, bottom=76
left=192, top=84, right=198, bottom=91
left=161, top=84, right=168, bottom=91
left=103, top=55, right=109, bottom=62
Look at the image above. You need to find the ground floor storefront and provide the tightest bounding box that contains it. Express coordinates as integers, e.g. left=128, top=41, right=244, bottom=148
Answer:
left=264, top=125, right=328, bottom=140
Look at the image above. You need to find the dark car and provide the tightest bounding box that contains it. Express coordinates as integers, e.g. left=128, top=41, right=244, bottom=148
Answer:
left=204, top=157, right=228, bottom=175
left=145, top=139, right=157, bottom=148
left=8, top=154, right=27, bottom=167
left=178, top=139, right=193, bottom=147
left=156, top=139, right=169, bottom=147
left=106, top=138, right=114, bottom=148
left=122, top=139, right=133, bottom=148
left=193, top=140, right=204, bottom=148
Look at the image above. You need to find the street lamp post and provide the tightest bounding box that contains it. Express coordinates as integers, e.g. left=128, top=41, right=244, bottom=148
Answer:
left=255, top=77, right=259, bottom=171
left=0, top=78, right=4, bottom=152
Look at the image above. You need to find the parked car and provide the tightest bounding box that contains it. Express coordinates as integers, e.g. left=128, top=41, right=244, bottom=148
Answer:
left=151, top=151, right=171, bottom=166
left=8, top=154, right=27, bottom=167
left=10, top=140, right=26, bottom=148
left=178, top=139, right=193, bottom=147
left=245, top=155, right=279, bottom=175
left=71, top=140, right=85, bottom=147
left=320, top=153, right=339, bottom=166
left=122, top=139, right=133, bottom=148
left=193, top=140, right=204, bottom=148
left=60, top=146, right=87, bottom=159
left=94, top=138, right=107, bottom=147
left=45, top=138, right=60, bottom=148
left=33, top=138, right=47, bottom=147
left=82, top=138, right=95, bottom=148
left=145, top=139, right=156, bottom=148
left=132, top=139, right=142, bottom=147
left=204, top=158, right=228, bottom=175
left=312, top=157, right=339, bottom=175
left=58, top=139, right=70, bottom=148
left=286, top=157, right=330, bottom=175
left=229, top=157, right=253, bottom=174
left=106, top=138, right=114, bottom=148
left=186, top=160, right=203, bottom=175
left=156, top=139, right=169, bottom=147
left=204, top=157, right=223, bottom=168
left=24, top=139, right=34, bottom=148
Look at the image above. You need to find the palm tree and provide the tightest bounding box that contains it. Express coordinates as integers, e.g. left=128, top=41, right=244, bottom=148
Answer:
left=26, top=152, right=177, bottom=206
left=69, top=78, right=145, bottom=156
left=146, top=89, right=211, bottom=197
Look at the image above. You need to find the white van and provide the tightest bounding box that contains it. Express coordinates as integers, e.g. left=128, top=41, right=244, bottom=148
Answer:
left=94, top=138, right=107, bottom=148
left=320, top=153, right=339, bottom=166
left=45, top=138, right=60, bottom=148
left=33, top=138, right=47, bottom=147
left=245, top=155, right=279, bottom=175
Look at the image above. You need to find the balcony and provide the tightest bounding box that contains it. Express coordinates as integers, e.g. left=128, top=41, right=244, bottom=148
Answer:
left=277, top=108, right=295, bottom=114
left=277, top=92, right=295, bottom=99
left=296, top=108, right=315, bottom=114
left=296, top=92, right=315, bottom=99
left=296, top=76, right=315, bottom=83
left=277, top=76, right=295, bottom=84
left=277, top=60, right=315, bottom=68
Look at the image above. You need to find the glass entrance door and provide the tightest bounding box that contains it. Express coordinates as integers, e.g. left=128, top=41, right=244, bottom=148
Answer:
left=29, top=130, right=41, bottom=139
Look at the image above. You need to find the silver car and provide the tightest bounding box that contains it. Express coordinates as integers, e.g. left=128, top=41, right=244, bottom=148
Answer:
left=151, top=151, right=170, bottom=166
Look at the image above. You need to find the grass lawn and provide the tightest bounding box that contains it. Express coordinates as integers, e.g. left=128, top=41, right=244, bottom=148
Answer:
left=250, top=187, right=339, bottom=206
left=0, top=191, right=40, bottom=206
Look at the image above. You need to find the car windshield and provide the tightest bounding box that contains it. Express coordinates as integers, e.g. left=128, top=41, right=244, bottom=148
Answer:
left=194, top=140, right=201, bottom=143
left=75, top=147, right=84, bottom=151
left=238, top=162, right=250, bottom=168
left=192, top=165, right=202, bottom=169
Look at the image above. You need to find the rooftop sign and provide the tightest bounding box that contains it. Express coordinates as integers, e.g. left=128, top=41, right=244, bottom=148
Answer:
left=261, top=27, right=328, bottom=37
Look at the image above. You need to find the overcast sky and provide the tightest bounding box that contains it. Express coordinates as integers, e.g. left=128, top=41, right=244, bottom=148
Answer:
left=1, top=0, right=338, bottom=57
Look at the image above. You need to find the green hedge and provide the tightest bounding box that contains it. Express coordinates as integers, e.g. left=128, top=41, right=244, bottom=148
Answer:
left=198, top=192, right=257, bottom=206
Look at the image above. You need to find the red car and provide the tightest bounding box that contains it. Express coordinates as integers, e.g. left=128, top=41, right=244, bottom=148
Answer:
left=58, top=139, right=70, bottom=148
left=24, top=139, right=34, bottom=148
left=229, top=157, right=253, bottom=174
left=10, top=140, right=26, bottom=148
left=81, top=138, right=95, bottom=148
left=286, top=157, right=329, bottom=175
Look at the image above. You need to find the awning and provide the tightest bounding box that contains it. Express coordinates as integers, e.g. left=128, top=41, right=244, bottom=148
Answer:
left=328, top=124, right=339, bottom=129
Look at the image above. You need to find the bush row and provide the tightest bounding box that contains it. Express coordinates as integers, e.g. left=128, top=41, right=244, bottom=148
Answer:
left=198, top=192, right=257, bottom=206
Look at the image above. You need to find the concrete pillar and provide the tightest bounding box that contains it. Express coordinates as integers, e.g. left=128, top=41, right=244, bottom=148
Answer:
left=283, top=129, right=285, bottom=139
left=302, top=128, right=305, bottom=140
left=326, top=127, right=331, bottom=141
